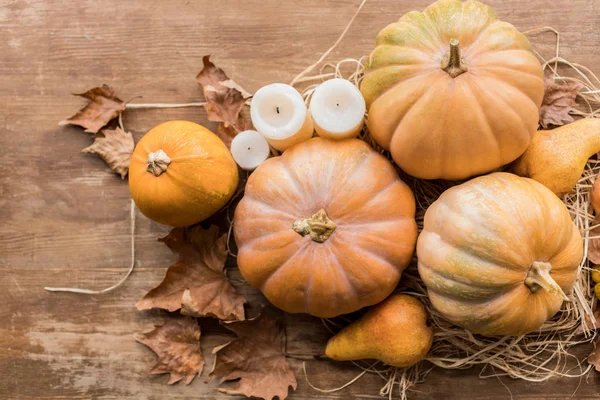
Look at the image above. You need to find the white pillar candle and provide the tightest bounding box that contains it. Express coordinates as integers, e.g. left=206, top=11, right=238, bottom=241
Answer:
left=309, top=78, right=366, bottom=140
left=230, top=130, right=270, bottom=170
left=250, top=83, right=314, bottom=151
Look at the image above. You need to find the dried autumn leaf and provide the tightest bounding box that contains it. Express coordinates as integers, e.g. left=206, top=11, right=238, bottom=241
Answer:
left=217, top=113, right=254, bottom=149
left=588, top=340, right=600, bottom=372
left=539, top=76, right=583, bottom=128
left=136, top=225, right=246, bottom=321
left=59, top=85, right=126, bottom=133
left=196, top=55, right=250, bottom=127
left=81, top=128, right=134, bottom=179
left=134, top=317, right=204, bottom=384
left=588, top=216, right=600, bottom=264
left=209, top=314, right=297, bottom=400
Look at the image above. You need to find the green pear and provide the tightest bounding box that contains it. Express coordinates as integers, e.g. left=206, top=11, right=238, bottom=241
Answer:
left=325, top=294, right=433, bottom=368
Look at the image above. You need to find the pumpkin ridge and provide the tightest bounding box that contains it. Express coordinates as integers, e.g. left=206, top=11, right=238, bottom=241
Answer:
left=460, top=78, right=502, bottom=168
left=329, top=235, right=400, bottom=300
left=420, top=264, right=520, bottom=304
left=474, top=73, right=541, bottom=114
left=327, top=245, right=360, bottom=305
left=259, top=239, right=312, bottom=289
left=386, top=74, right=451, bottom=175
left=280, top=156, right=312, bottom=207
left=469, top=177, right=534, bottom=248
left=429, top=201, right=527, bottom=271
left=459, top=20, right=504, bottom=56
left=240, top=195, right=297, bottom=221
left=466, top=76, right=534, bottom=159
left=379, top=21, right=442, bottom=53
left=331, top=177, right=398, bottom=221
left=166, top=166, right=226, bottom=198
left=325, top=151, right=378, bottom=212
left=418, top=232, right=524, bottom=288
left=366, top=69, right=442, bottom=113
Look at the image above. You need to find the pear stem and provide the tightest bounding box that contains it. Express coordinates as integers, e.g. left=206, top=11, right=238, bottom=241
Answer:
left=147, top=149, right=171, bottom=176
left=292, top=209, right=337, bottom=243
left=524, top=261, right=569, bottom=301
left=441, top=39, right=468, bottom=78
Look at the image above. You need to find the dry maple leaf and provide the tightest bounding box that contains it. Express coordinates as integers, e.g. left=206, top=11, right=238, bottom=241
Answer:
left=196, top=55, right=250, bottom=128
left=588, top=215, right=600, bottom=264
left=588, top=340, right=600, bottom=372
left=59, top=84, right=126, bottom=133
left=134, top=317, right=204, bottom=384
left=217, top=113, right=254, bottom=149
left=209, top=314, right=297, bottom=400
left=81, top=128, right=134, bottom=179
left=136, top=225, right=246, bottom=321
left=539, top=76, right=583, bottom=128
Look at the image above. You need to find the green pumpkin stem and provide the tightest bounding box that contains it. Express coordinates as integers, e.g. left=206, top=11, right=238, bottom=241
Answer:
left=292, top=209, right=337, bottom=243
left=441, top=39, right=468, bottom=78
left=147, top=149, right=171, bottom=177
left=524, top=261, right=569, bottom=301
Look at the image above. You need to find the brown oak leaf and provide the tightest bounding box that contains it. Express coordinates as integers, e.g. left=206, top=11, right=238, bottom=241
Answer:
left=136, top=225, right=246, bottom=321
left=217, top=113, right=254, bottom=149
left=81, top=128, right=134, bottom=179
left=588, top=216, right=600, bottom=264
left=134, top=317, right=204, bottom=384
left=588, top=340, right=600, bottom=372
left=196, top=55, right=250, bottom=128
left=539, top=76, right=583, bottom=128
left=59, top=85, right=126, bottom=133
left=209, top=314, right=297, bottom=400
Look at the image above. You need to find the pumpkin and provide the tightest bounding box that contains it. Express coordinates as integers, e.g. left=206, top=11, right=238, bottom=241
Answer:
left=129, top=120, right=239, bottom=227
left=234, top=138, right=418, bottom=318
left=361, top=0, right=544, bottom=180
left=417, top=172, right=582, bottom=336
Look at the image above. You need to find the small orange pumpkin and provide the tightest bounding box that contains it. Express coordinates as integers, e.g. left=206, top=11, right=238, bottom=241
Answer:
left=129, top=120, right=238, bottom=227
left=361, top=0, right=544, bottom=180
left=234, top=138, right=418, bottom=318
left=417, top=173, right=582, bottom=336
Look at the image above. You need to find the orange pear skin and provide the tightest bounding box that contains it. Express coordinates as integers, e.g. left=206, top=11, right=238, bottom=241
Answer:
left=512, top=118, right=600, bottom=196
left=325, top=294, right=433, bottom=368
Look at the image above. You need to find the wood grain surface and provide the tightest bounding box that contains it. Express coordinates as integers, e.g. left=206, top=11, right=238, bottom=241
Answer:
left=2, top=0, right=600, bottom=398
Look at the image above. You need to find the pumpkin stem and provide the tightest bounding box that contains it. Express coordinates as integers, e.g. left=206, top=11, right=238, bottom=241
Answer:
left=524, top=261, right=569, bottom=301
left=147, top=149, right=171, bottom=177
left=292, top=209, right=337, bottom=243
left=441, top=39, right=468, bottom=78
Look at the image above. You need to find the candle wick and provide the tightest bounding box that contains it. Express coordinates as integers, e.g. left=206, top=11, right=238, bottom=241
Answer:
left=247, top=147, right=251, bottom=150
left=336, top=103, right=339, bottom=107
left=276, top=106, right=280, bottom=114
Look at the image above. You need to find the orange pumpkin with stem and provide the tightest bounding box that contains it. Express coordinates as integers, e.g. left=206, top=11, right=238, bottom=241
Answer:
left=129, top=120, right=239, bottom=227
left=234, top=138, right=418, bottom=318
left=361, top=0, right=544, bottom=180
left=417, top=173, right=582, bottom=336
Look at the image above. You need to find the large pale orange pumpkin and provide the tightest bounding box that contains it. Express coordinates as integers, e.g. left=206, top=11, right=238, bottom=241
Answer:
left=234, top=138, right=418, bottom=318
left=417, top=173, right=582, bottom=336
left=361, top=0, right=544, bottom=180
left=129, top=120, right=238, bottom=227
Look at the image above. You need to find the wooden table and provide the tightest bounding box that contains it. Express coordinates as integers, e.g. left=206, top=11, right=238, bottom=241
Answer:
left=2, top=0, right=599, bottom=398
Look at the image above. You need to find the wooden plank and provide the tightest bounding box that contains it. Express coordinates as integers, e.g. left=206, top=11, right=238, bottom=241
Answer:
left=1, top=0, right=599, bottom=398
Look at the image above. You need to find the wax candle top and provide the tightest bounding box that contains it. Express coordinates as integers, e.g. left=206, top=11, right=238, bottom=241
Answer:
left=230, top=130, right=270, bottom=171
left=250, top=83, right=308, bottom=140
left=309, top=78, right=365, bottom=134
